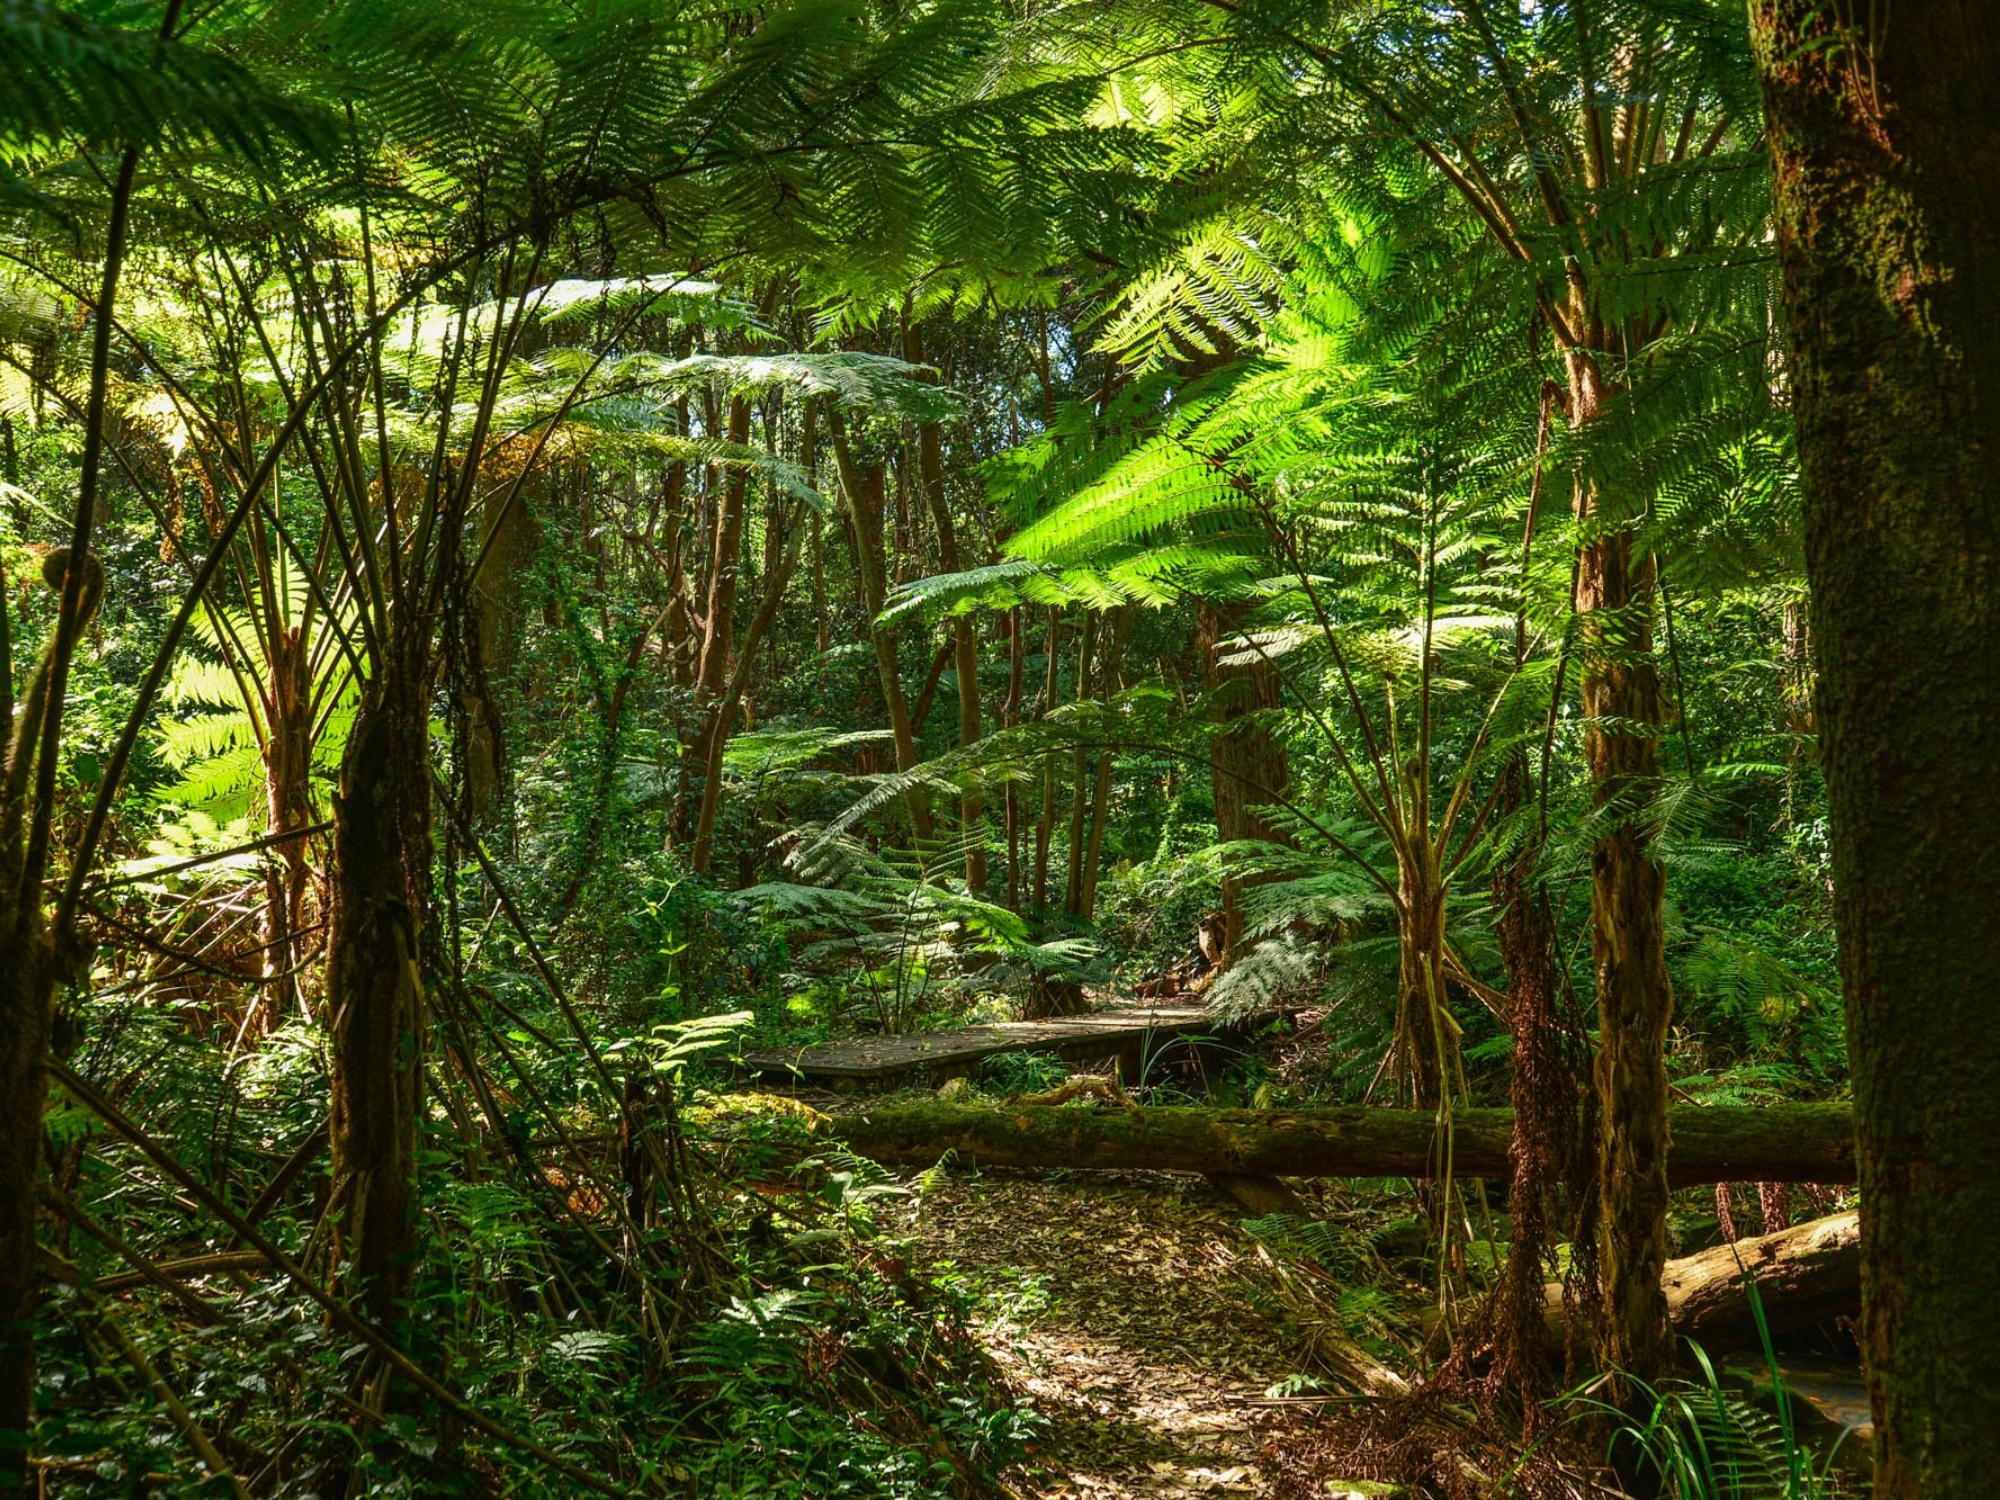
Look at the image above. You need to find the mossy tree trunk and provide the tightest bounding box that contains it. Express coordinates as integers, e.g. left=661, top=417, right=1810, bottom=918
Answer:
left=1393, top=836, right=1452, bottom=1111
left=830, top=1100, right=1856, bottom=1186
left=0, top=895, right=51, bottom=1494
left=326, top=646, right=431, bottom=1331
left=1748, top=4, right=2000, bottom=1490
left=1567, top=347, right=1676, bottom=1389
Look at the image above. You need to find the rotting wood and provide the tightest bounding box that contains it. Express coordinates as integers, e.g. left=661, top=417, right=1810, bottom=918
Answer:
left=826, top=1101, right=1855, bottom=1188
left=1660, top=1211, right=1857, bottom=1346
left=1545, top=1211, right=1859, bottom=1349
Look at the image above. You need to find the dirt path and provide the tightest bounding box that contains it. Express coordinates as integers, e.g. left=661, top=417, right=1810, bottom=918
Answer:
left=903, top=1169, right=1305, bottom=1499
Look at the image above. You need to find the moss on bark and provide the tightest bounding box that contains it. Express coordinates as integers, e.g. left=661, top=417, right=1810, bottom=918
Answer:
left=1750, top=4, right=2000, bottom=1491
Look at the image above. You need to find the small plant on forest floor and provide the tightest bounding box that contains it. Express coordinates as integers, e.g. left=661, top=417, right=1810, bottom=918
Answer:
left=927, top=1263, right=1056, bottom=1328
left=976, top=1049, right=1070, bottom=1096
left=1554, top=1276, right=1856, bottom=1499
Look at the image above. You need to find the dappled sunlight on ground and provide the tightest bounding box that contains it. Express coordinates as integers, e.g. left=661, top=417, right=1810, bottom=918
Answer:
left=903, top=1170, right=1298, bottom=1497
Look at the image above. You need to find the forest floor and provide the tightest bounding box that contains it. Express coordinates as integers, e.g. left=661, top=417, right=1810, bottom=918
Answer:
left=900, top=1168, right=1321, bottom=1500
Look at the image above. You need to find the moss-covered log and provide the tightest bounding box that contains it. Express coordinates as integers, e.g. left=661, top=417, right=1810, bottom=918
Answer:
left=830, top=1102, right=1854, bottom=1188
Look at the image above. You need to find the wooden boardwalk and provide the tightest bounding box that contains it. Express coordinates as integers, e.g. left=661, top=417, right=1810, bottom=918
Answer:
left=741, top=1005, right=1220, bottom=1088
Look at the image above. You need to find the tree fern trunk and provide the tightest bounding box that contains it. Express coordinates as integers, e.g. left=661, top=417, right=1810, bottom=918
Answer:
left=1568, top=350, right=1676, bottom=1389
left=261, top=624, right=315, bottom=1026
left=0, top=896, right=51, bottom=1496
left=1490, top=751, right=1583, bottom=1405
left=1750, top=5, right=2000, bottom=1490
left=327, top=656, right=430, bottom=1332
left=1393, top=843, right=1451, bottom=1110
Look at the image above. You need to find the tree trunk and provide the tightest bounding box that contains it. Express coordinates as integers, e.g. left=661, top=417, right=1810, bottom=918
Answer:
left=1491, top=758, right=1584, bottom=1398
left=692, top=391, right=753, bottom=734
left=828, top=408, right=934, bottom=840
left=1568, top=348, right=1677, bottom=1387
left=1003, top=605, right=1025, bottom=910
left=1, top=555, right=102, bottom=1489
left=689, top=402, right=818, bottom=874
left=828, top=1101, right=1855, bottom=1187
left=1197, top=602, right=1293, bottom=961
left=260, top=623, right=316, bottom=1025
left=1062, top=614, right=1098, bottom=918
left=1492, top=379, right=1589, bottom=1404
left=1032, top=610, right=1061, bottom=915
left=691, top=505, right=807, bottom=873
left=326, top=657, right=430, bottom=1331
left=1749, top=7, right=2000, bottom=1491
left=468, top=470, right=536, bottom=824
left=1078, top=607, right=1132, bottom=922
left=906, top=326, right=987, bottom=892
left=0, top=902, right=51, bottom=1496
left=1390, top=827, right=1455, bottom=1112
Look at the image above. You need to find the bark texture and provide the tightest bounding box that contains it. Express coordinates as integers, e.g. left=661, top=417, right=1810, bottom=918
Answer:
left=1544, top=1211, right=1859, bottom=1351
left=0, top=553, right=102, bottom=1490
left=830, top=1101, right=1854, bottom=1187
left=0, top=916, right=50, bottom=1494
left=1749, top=5, right=2000, bottom=1491
left=1492, top=760, right=1584, bottom=1399
left=326, top=658, right=430, bottom=1330
left=260, top=622, right=316, bottom=1020
left=1569, top=349, right=1676, bottom=1385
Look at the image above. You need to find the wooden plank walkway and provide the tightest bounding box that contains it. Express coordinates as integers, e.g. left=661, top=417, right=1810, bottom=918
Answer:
left=741, top=1005, right=1220, bottom=1087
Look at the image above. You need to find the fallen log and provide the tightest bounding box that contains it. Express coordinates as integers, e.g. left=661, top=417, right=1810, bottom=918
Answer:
left=1543, top=1212, right=1860, bottom=1349
left=1668, top=1211, right=1859, bottom=1346
left=829, top=1101, right=1854, bottom=1188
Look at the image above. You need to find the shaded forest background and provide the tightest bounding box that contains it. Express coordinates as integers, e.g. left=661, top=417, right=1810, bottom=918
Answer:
left=0, top=0, right=1995, bottom=1496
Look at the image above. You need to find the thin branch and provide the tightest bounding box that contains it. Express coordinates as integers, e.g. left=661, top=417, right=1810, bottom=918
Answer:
left=48, top=1062, right=634, bottom=1498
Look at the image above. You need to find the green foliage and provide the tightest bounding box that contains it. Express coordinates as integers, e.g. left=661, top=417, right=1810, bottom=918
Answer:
left=1558, top=1280, right=1858, bottom=1499
left=36, top=1021, right=1036, bottom=1498
left=0, top=1, right=333, bottom=166
left=1, top=0, right=1876, bottom=1489
left=975, top=1049, right=1069, bottom=1096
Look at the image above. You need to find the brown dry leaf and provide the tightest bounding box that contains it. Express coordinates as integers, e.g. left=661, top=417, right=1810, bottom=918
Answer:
left=902, top=1169, right=1305, bottom=1498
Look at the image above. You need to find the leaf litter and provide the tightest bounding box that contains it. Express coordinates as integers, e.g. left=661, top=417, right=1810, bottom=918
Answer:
left=900, top=1168, right=1310, bottom=1499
